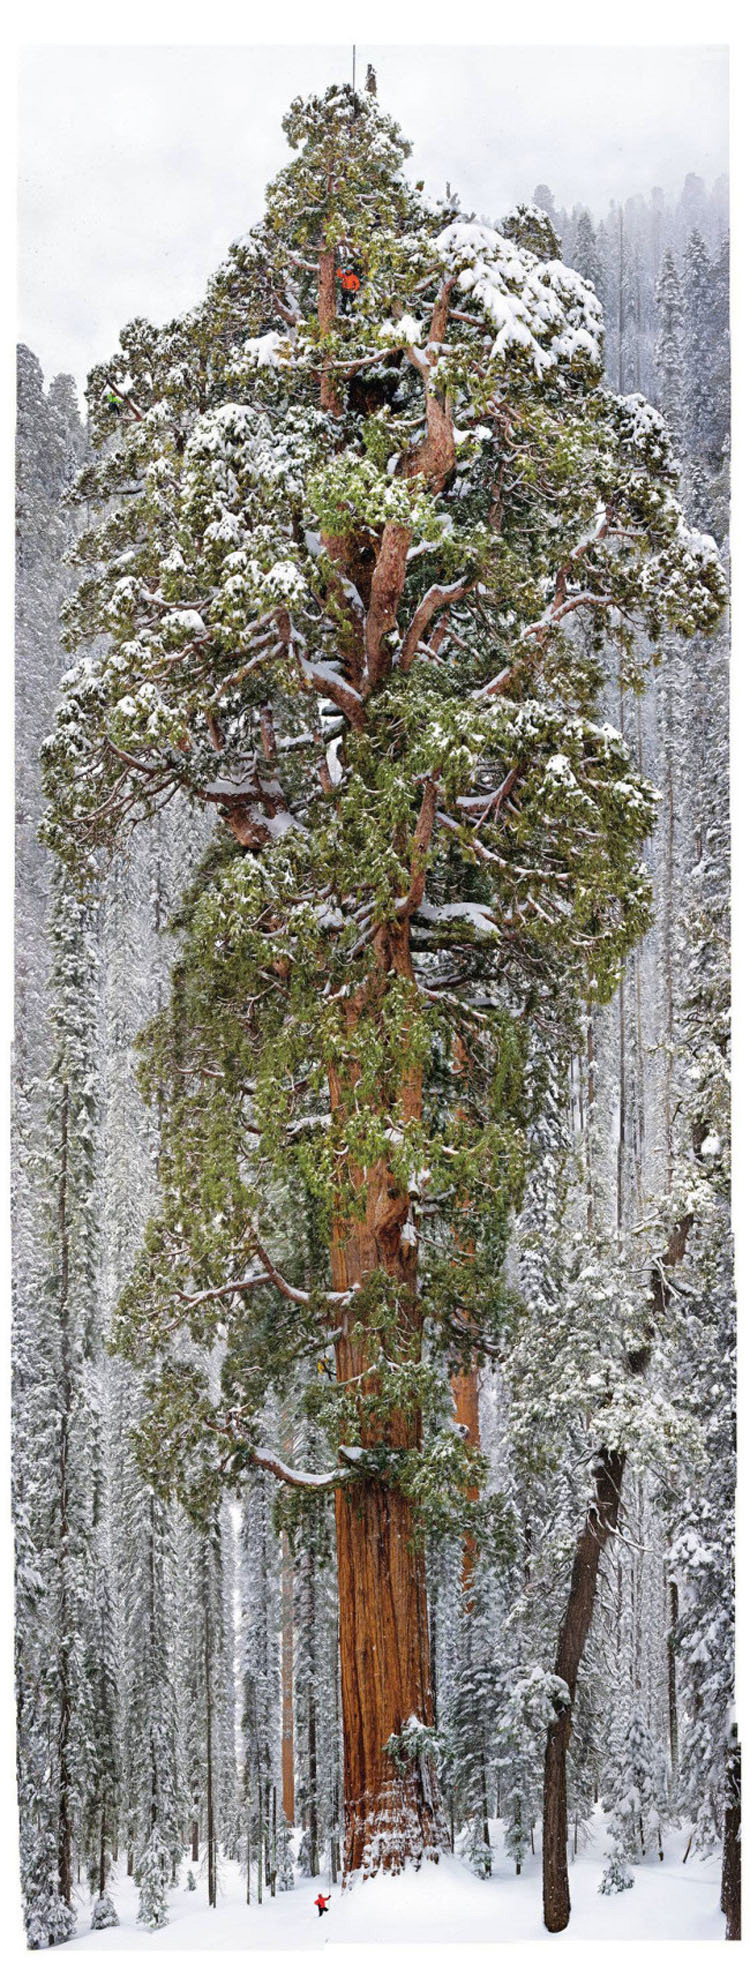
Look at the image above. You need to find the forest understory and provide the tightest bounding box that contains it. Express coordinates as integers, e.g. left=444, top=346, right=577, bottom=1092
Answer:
left=49, top=1815, right=724, bottom=1951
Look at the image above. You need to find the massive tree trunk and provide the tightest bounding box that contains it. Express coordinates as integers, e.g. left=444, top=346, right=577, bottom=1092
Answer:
left=543, top=1449, right=626, bottom=1933
left=450, top=1031, right=481, bottom=1596
left=328, top=924, right=448, bottom=1878
left=335, top=1475, right=445, bottom=1875
left=330, top=1179, right=447, bottom=1876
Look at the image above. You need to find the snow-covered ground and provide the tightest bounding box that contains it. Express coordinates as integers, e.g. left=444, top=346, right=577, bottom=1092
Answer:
left=52, top=1813, right=723, bottom=1951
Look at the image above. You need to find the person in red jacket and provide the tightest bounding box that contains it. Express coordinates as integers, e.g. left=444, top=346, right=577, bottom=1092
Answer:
left=314, top=1892, right=331, bottom=1917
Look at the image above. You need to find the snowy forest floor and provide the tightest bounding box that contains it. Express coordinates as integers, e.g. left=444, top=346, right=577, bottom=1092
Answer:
left=52, top=1813, right=722, bottom=1949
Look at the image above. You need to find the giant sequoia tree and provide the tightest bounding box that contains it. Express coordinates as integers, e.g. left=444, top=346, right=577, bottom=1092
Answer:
left=43, top=85, right=725, bottom=1880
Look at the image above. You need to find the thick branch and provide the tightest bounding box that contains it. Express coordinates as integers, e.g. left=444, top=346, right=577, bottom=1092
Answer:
left=176, top=1237, right=358, bottom=1312
left=364, top=522, right=412, bottom=687
left=246, top=1446, right=346, bottom=1491
left=397, top=778, right=438, bottom=917
left=398, top=579, right=469, bottom=673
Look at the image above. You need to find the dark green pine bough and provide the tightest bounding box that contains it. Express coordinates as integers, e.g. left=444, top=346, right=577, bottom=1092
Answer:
left=43, top=86, right=725, bottom=1889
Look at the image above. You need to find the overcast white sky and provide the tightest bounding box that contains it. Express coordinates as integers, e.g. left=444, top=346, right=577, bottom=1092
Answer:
left=18, top=42, right=728, bottom=399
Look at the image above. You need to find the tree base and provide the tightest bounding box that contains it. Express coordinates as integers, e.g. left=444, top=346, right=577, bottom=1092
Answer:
left=343, top=1766, right=450, bottom=1882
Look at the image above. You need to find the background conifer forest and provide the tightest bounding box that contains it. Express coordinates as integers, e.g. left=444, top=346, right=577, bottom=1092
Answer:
left=13, top=74, right=737, bottom=1949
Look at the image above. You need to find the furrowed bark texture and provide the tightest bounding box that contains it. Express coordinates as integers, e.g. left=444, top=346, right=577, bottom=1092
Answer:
left=329, top=1152, right=448, bottom=1877
left=335, top=1477, right=445, bottom=1876
left=327, top=925, right=448, bottom=1878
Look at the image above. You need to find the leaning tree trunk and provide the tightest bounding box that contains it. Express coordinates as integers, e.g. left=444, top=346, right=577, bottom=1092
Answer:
left=543, top=1449, right=626, bottom=1932
left=721, top=1729, right=741, bottom=1940
left=543, top=1214, right=693, bottom=1933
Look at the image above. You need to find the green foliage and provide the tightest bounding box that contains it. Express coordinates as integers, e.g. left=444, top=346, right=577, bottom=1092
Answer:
left=41, top=81, right=727, bottom=1547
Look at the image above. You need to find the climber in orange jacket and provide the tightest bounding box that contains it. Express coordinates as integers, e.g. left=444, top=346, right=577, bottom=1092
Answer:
left=337, top=266, right=360, bottom=312
left=314, top=1892, right=331, bottom=1917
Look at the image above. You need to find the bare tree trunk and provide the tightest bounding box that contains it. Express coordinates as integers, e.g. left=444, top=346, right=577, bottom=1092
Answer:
left=205, top=1615, right=216, bottom=1907
left=543, top=1215, right=693, bottom=1932
left=721, top=1731, right=741, bottom=1940
left=280, top=1529, right=295, bottom=1826
left=270, top=1784, right=277, bottom=1897
left=57, top=1080, right=73, bottom=1909
left=543, top=1449, right=626, bottom=1932
left=667, top=1569, right=679, bottom=1781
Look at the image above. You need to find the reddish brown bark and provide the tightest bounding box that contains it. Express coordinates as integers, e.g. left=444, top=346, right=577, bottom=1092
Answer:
left=335, top=1477, right=446, bottom=1875
left=451, top=1362, right=481, bottom=1593
left=329, top=1161, right=447, bottom=1875
left=318, top=249, right=342, bottom=416
left=364, top=523, right=412, bottom=686
left=326, top=918, right=448, bottom=1877
left=449, top=1031, right=481, bottom=1595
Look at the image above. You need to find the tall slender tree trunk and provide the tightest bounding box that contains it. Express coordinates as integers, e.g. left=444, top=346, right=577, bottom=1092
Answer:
left=205, top=1613, right=216, bottom=1907
left=281, top=1530, right=295, bottom=1827
left=57, top=1079, right=73, bottom=1909
left=721, top=1731, right=741, bottom=1940
left=99, top=1802, right=107, bottom=1899
left=667, top=1567, right=679, bottom=1780
left=543, top=1450, right=626, bottom=1932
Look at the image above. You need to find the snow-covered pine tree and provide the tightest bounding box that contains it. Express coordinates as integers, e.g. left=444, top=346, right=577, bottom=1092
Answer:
left=41, top=82, right=726, bottom=1882
left=654, top=250, right=685, bottom=449
left=15, top=871, right=106, bottom=1945
left=123, top=1474, right=182, bottom=1929
left=600, top=1693, right=667, bottom=1872
left=13, top=352, right=88, bottom=1948
left=175, top=1509, right=236, bottom=1904
left=238, top=1474, right=282, bottom=1902
left=570, top=208, right=604, bottom=299
left=680, top=230, right=716, bottom=480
